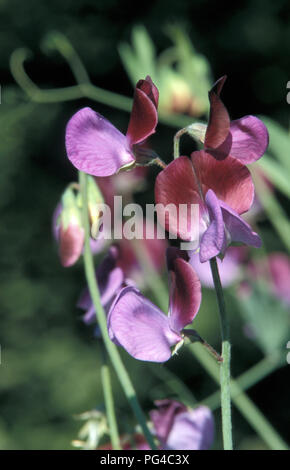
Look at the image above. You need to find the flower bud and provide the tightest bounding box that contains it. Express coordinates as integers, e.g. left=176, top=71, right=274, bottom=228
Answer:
left=54, top=186, right=84, bottom=267
left=86, top=176, right=105, bottom=239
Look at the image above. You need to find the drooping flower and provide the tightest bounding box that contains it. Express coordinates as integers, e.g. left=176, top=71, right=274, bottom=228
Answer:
left=155, top=151, right=261, bottom=263
left=150, top=400, right=214, bottom=450
left=196, top=76, right=269, bottom=164
left=65, top=76, right=158, bottom=177
left=107, top=247, right=201, bottom=362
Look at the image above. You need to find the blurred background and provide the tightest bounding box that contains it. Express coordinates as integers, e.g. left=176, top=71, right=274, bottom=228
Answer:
left=0, top=0, right=289, bottom=450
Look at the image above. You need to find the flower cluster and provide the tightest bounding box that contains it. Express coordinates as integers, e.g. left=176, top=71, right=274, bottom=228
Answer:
left=55, top=74, right=269, bottom=449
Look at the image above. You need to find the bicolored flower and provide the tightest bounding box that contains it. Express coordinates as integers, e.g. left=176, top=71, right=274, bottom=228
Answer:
left=65, top=76, right=158, bottom=177
left=98, top=400, right=214, bottom=450
left=150, top=400, right=214, bottom=450
left=200, top=76, right=269, bottom=164
left=107, top=247, right=201, bottom=363
left=155, top=151, right=261, bottom=263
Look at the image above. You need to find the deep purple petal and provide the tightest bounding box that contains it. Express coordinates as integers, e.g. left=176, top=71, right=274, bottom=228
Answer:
left=204, top=76, right=230, bottom=149
left=165, top=406, right=214, bottom=450
left=166, top=248, right=201, bottom=332
left=227, top=116, right=269, bottom=164
left=126, top=76, right=159, bottom=145
left=150, top=400, right=187, bottom=444
left=200, top=190, right=227, bottom=263
left=66, top=107, right=135, bottom=177
left=107, top=286, right=182, bottom=362
left=220, top=200, right=262, bottom=248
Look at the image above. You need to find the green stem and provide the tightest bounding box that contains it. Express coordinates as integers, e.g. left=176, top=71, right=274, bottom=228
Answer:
left=210, top=257, right=233, bottom=450
left=79, top=171, right=157, bottom=450
left=10, top=47, right=195, bottom=129
left=191, top=344, right=288, bottom=450
left=99, top=344, right=121, bottom=450
left=202, top=354, right=284, bottom=411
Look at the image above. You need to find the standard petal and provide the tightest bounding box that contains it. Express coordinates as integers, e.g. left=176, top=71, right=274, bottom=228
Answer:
left=107, top=286, right=181, bottom=362
left=204, top=77, right=230, bottom=149
left=155, top=156, right=204, bottom=241
left=165, top=406, right=214, bottom=450
left=220, top=200, right=262, bottom=248
left=66, top=107, right=135, bottom=177
left=191, top=150, right=254, bottom=214
left=126, top=77, right=158, bottom=145
left=166, top=248, right=201, bottom=332
left=199, top=190, right=226, bottom=263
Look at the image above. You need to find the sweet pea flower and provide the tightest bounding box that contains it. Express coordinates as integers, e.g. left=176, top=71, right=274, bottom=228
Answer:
left=98, top=400, right=214, bottom=450
left=155, top=151, right=261, bottom=263
left=150, top=400, right=214, bottom=450
left=107, top=247, right=201, bottom=363
left=78, top=246, right=127, bottom=325
left=65, top=76, right=158, bottom=177
left=197, top=76, right=269, bottom=164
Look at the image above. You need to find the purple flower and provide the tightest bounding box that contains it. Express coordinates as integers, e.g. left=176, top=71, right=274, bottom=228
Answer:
left=150, top=400, right=214, bottom=450
left=155, top=151, right=261, bottom=263
left=203, top=76, right=269, bottom=164
left=107, top=248, right=201, bottom=363
left=78, top=246, right=126, bottom=324
left=65, top=76, right=159, bottom=177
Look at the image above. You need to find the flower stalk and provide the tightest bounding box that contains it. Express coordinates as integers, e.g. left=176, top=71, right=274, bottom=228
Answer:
left=210, top=257, right=233, bottom=450
left=79, top=170, right=157, bottom=450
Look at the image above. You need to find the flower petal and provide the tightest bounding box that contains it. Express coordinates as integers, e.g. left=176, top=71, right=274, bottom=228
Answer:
left=66, top=107, right=135, bottom=177
left=155, top=156, right=203, bottom=241
left=107, top=286, right=181, bottom=362
left=165, top=406, right=215, bottom=450
left=212, top=115, right=269, bottom=164
left=150, top=399, right=187, bottom=444
left=204, top=76, right=230, bottom=149
left=200, top=190, right=227, bottom=263
left=191, top=150, right=254, bottom=214
left=166, top=248, right=201, bottom=332
left=78, top=246, right=124, bottom=324
left=220, top=200, right=262, bottom=248
left=126, top=76, right=159, bottom=145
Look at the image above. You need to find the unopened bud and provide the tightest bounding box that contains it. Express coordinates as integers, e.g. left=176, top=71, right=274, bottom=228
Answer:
left=56, top=187, right=84, bottom=267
